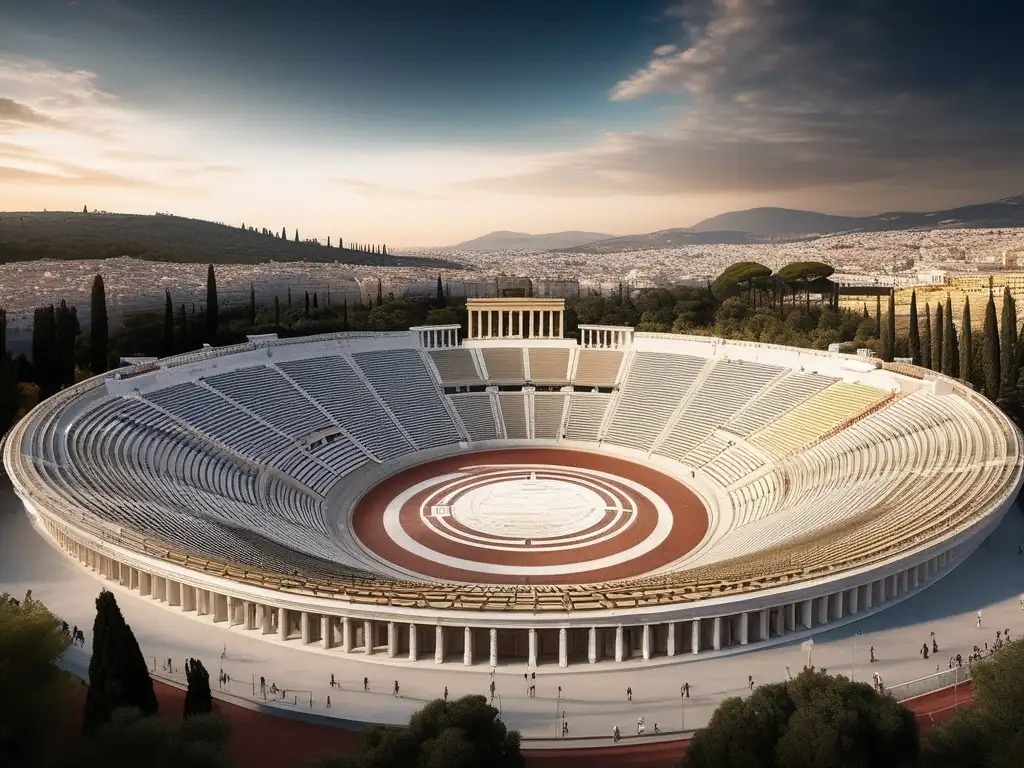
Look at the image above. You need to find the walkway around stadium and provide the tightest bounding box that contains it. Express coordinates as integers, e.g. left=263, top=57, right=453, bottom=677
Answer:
left=4, top=481, right=1022, bottom=751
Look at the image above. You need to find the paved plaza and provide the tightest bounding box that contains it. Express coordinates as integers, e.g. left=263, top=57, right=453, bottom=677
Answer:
left=3, top=482, right=1022, bottom=743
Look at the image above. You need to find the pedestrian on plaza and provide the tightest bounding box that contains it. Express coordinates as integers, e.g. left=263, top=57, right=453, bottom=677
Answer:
left=637, top=717, right=645, bottom=736
left=326, top=696, right=331, bottom=708
left=260, top=676, right=266, bottom=697
left=627, top=686, right=632, bottom=702
left=444, top=686, right=449, bottom=702
left=683, top=682, right=690, bottom=698
left=748, top=675, right=754, bottom=691
left=654, top=723, right=661, bottom=734
left=363, top=676, right=369, bottom=692
left=330, top=673, right=335, bottom=688
left=530, top=683, right=536, bottom=697
left=394, top=680, right=400, bottom=697
left=870, top=646, right=876, bottom=662
left=489, top=680, right=496, bottom=701
left=562, top=721, right=569, bottom=737
left=613, top=725, right=620, bottom=743
left=977, top=610, right=982, bottom=628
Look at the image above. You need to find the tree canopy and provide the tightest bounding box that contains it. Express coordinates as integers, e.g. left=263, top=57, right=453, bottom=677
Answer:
left=0, top=592, right=76, bottom=764
left=681, top=670, right=919, bottom=768
left=305, top=695, right=522, bottom=768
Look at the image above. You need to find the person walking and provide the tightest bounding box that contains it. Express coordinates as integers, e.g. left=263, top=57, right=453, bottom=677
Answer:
left=683, top=682, right=690, bottom=698
left=444, top=686, right=449, bottom=702
left=626, top=686, right=632, bottom=702
left=613, top=725, right=620, bottom=743
left=363, top=676, right=369, bottom=692
left=330, top=673, right=335, bottom=688
left=977, top=610, right=982, bottom=628
left=748, top=675, right=754, bottom=690
left=394, top=680, right=400, bottom=697
left=637, top=717, right=645, bottom=736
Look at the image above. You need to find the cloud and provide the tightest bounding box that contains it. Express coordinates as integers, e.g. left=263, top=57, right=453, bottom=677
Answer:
left=0, top=161, right=163, bottom=188
left=463, top=0, right=1024, bottom=205
left=330, top=176, right=446, bottom=201
left=0, top=97, right=64, bottom=129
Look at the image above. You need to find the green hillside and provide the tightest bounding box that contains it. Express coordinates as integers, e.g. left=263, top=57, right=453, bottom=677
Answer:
left=0, top=211, right=456, bottom=268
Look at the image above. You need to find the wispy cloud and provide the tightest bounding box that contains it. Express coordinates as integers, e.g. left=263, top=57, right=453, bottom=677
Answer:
left=330, top=176, right=449, bottom=201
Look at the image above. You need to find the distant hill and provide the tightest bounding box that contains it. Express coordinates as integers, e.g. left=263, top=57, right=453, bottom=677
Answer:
left=691, top=195, right=1024, bottom=236
left=0, top=211, right=458, bottom=268
left=690, top=208, right=861, bottom=235
left=556, top=193, right=1024, bottom=253
left=555, top=229, right=763, bottom=253
left=449, top=230, right=613, bottom=251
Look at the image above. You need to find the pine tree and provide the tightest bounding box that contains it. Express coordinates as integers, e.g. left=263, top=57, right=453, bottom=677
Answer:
left=248, top=282, right=256, bottom=325
left=83, top=590, right=157, bottom=732
left=908, top=290, right=921, bottom=365
left=162, top=291, right=174, bottom=355
left=205, top=264, right=218, bottom=342
left=921, top=303, right=932, bottom=370
left=942, top=294, right=955, bottom=376
left=875, top=294, right=881, bottom=339
left=83, top=205, right=88, bottom=214
left=983, top=291, right=1000, bottom=399
left=89, top=274, right=108, bottom=374
left=999, top=286, right=1018, bottom=400
left=944, top=294, right=959, bottom=378
left=960, top=297, right=974, bottom=386
left=183, top=658, right=212, bottom=718
left=932, top=303, right=943, bottom=372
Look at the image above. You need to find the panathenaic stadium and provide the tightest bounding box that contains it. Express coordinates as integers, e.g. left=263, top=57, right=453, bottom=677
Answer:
left=4, top=297, right=1022, bottom=671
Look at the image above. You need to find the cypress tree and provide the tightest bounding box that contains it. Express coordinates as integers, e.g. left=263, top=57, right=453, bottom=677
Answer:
left=183, top=658, right=212, bottom=718
left=327, top=236, right=331, bottom=247
left=304, top=291, right=310, bottom=319
left=83, top=590, right=157, bottom=732
left=287, top=286, right=292, bottom=308
left=0, top=306, right=6, bottom=360
left=908, top=290, right=921, bottom=365
left=376, top=279, right=383, bottom=307
left=326, top=287, right=331, bottom=306
left=178, top=304, right=188, bottom=348
left=880, top=293, right=894, bottom=362
left=942, top=294, right=955, bottom=377
left=945, top=294, right=959, bottom=378
left=282, top=226, right=287, bottom=239
left=274, top=295, right=281, bottom=326
left=983, top=291, right=1000, bottom=399
left=999, top=286, right=1018, bottom=400
left=32, top=305, right=57, bottom=396
left=960, top=297, right=974, bottom=386
left=313, top=291, right=318, bottom=309
left=884, top=291, right=896, bottom=362
left=341, top=299, right=348, bottom=332
left=436, top=274, right=444, bottom=306
left=875, top=294, right=881, bottom=339
left=294, top=229, right=299, bottom=243
left=921, top=303, right=932, bottom=370
left=205, top=264, right=218, bottom=342
left=89, top=274, right=108, bottom=374
left=932, top=303, right=943, bottom=373
left=162, top=291, right=174, bottom=355
left=54, top=301, right=79, bottom=389
left=248, top=282, right=256, bottom=325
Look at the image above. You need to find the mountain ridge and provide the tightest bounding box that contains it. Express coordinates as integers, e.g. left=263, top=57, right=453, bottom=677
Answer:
left=447, top=230, right=614, bottom=251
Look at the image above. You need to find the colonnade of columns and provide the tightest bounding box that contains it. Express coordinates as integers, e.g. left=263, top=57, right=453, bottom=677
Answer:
left=468, top=309, right=564, bottom=340
left=412, top=325, right=460, bottom=349
left=578, top=325, right=634, bottom=349
left=49, top=519, right=958, bottom=668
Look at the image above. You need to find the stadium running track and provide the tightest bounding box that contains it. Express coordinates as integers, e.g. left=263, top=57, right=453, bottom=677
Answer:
left=56, top=679, right=974, bottom=768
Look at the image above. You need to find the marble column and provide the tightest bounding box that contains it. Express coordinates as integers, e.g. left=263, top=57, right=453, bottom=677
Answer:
left=464, top=627, right=473, bottom=666
left=691, top=620, right=700, bottom=655
left=712, top=617, right=722, bottom=651
left=641, top=624, right=651, bottom=660
left=364, top=620, right=373, bottom=654
left=588, top=627, right=597, bottom=664
left=388, top=622, right=397, bottom=658
left=435, top=626, right=445, bottom=664
left=558, top=628, right=568, bottom=668
left=614, top=625, right=624, bottom=662
left=528, top=628, right=538, bottom=667
left=342, top=618, right=352, bottom=652
left=409, top=623, right=418, bottom=661
left=667, top=623, right=676, bottom=657
left=739, top=612, right=749, bottom=645
left=489, top=628, right=498, bottom=668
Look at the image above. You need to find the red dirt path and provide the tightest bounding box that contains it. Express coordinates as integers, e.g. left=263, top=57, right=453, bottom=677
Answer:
left=55, top=679, right=971, bottom=768
left=351, top=448, right=709, bottom=585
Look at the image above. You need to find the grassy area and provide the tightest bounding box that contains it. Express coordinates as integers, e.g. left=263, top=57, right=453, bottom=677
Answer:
left=0, top=211, right=457, bottom=268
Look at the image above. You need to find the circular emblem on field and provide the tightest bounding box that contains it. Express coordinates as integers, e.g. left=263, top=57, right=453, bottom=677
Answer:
left=350, top=448, right=709, bottom=585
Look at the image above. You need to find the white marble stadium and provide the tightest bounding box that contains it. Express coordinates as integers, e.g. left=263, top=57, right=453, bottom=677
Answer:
left=3, top=303, right=1022, bottom=673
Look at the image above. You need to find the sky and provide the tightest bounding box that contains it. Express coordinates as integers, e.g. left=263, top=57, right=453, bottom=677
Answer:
left=0, top=0, right=1021, bottom=247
